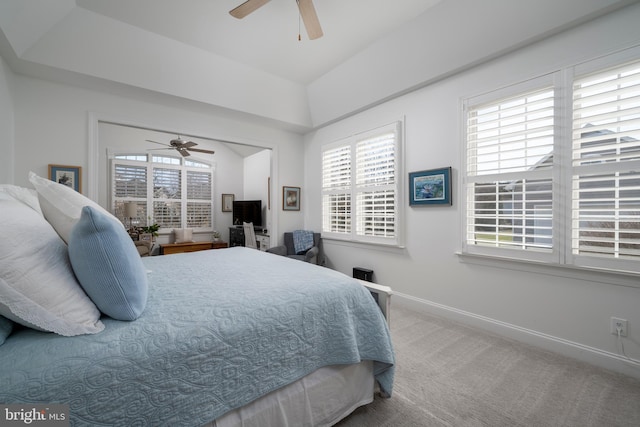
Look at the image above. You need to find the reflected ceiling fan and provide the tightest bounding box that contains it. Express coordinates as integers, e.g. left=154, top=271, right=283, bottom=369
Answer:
left=230, top=0, right=323, bottom=40
left=146, top=136, right=215, bottom=157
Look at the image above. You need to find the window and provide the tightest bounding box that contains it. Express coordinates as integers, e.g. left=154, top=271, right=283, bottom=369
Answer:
left=465, top=85, right=555, bottom=258
left=111, top=154, right=214, bottom=231
left=322, top=122, right=403, bottom=246
left=463, top=53, right=640, bottom=275
left=571, top=60, right=640, bottom=271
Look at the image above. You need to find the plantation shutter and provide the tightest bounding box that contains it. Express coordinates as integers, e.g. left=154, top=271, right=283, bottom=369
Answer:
left=186, top=170, right=212, bottom=228
left=466, top=87, right=555, bottom=252
left=572, top=59, right=640, bottom=261
left=322, top=144, right=352, bottom=234
left=112, top=162, right=148, bottom=221
left=111, top=154, right=215, bottom=233
left=355, top=132, right=396, bottom=238
left=153, top=167, right=181, bottom=228
left=322, top=122, right=401, bottom=245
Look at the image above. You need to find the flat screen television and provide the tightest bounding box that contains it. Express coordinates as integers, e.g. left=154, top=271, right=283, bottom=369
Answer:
left=232, top=200, right=262, bottom=228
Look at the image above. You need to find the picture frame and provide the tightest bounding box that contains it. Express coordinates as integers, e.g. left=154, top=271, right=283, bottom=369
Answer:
left=222, top=194, right=234, bottom=212
left=48, top=164, right=82, bottom=192
left=267, top=177, right=271, bottom=210
left=282, top=186, right=300, bottom=211
left=409, top=167, right=452, bottom=206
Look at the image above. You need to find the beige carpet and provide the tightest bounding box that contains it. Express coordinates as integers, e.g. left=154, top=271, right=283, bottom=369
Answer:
left=337, top=304, right=640, bottom=427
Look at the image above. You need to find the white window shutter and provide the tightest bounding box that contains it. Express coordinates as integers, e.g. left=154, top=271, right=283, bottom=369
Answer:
left=466, top=87, right=555, bottom=253
left=323, top=144, right=352, bottom=235
left=322, top=122, right=402, bottom=245
left=572, top=59, right=640, bottom=264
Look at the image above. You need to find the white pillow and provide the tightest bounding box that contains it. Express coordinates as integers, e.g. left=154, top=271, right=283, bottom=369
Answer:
left=29, top=171, right=123, bottom=243
left=0, top=197, right=104, bottom=336
left=173, top=228, right=193, bottom=243
left=0, top=184, right=43, bottom=215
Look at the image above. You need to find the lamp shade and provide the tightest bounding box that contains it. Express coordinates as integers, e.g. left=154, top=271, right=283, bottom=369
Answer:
left=124, top=202, right=137, bottom=218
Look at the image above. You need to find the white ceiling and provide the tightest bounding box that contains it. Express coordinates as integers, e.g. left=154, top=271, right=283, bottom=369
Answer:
left=0, top=0, right=636, bottom=130
left=75, top=0, right=443, bottom=85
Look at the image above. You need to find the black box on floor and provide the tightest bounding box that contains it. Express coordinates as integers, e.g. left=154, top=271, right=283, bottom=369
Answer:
left=353, top=267, right=373, bottom=282
left=353, top=267, right=377, bottom=303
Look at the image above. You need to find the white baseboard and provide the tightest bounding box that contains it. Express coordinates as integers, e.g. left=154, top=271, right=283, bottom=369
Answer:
left=394, top=292, right=640, bottom=380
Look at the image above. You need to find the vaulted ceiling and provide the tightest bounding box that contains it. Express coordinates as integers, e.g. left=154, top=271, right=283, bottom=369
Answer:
left=0, top=0, right=635, bottom=131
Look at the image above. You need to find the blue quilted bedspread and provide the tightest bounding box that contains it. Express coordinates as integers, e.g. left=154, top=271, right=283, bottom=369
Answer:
left=0, top=247, right=394, bottom=426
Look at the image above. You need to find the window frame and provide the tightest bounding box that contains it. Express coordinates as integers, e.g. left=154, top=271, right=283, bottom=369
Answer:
left=110, top=152, right=215, bottom=233
left=321, top=121, right=404, bottom=247
left=461, top=48, right=640, bottom=277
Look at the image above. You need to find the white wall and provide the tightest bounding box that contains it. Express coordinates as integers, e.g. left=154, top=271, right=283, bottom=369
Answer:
left=10, top=73, right=306, bottom=243
left=0, top=55, right=14, bottom=184
left=304, top=6, right=640, bottom=378
left=243, top=149, right=272, bottom=232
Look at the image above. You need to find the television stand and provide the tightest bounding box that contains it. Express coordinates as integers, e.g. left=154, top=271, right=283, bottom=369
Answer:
left=229, top=227, right=269, bottom=251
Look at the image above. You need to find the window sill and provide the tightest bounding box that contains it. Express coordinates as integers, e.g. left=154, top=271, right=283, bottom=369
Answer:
left=456, top=251, right=640, bottom=289
left=322, top=236, right=406, bottom=252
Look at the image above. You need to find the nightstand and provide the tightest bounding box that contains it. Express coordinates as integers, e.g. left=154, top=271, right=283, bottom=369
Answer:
left=211, top=241, right=229, bottom=249
left=160, top=241, right=227, bottom=255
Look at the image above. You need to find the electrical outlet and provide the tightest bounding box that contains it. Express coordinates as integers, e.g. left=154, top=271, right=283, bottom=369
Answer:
left=610, top=317, right=628, bottom=337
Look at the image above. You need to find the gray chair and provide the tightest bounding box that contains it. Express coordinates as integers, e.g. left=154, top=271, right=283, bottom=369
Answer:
left=267, top=232, right=321, bottom=264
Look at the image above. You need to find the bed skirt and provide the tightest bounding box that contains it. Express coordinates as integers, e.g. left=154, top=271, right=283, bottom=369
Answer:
left=209, top=361, right=374, bottom=427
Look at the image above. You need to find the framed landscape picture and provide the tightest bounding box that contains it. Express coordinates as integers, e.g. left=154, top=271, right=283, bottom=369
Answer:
left=48, top=164, right=82, bottom=192
left=409, top=167, right=452, bottom=206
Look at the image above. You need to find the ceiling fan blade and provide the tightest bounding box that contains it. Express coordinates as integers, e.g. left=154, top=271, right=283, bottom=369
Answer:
left=297, top=0, right=323, bottom=40
left=178, top=148, right=191, bottom=157
left=146, top=139, right=170, bottom=147
left=230, top=0, right=270, bottom=19
left=187, top=147, right=216, bottom=155
left=181, top=141, right=197, bottom=148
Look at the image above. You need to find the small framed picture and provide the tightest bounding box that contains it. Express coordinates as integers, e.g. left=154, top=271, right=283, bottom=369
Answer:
left=409, top=167, right=452, bottom=206
left=139, top=233, right=152, bottom=242
left=283, top=186, right=300, bottom=211
left=49, top=164, right=82, bottom=192
left=222, top=194, right=234, bottom=212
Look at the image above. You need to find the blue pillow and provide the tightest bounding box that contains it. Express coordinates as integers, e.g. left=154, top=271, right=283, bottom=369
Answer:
left=68, top=206, right=148, bottom=321
left=0, top=315, right=13, bottom=345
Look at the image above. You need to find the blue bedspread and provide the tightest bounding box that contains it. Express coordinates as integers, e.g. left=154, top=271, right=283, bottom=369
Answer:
left=0, top=247, right=394, bottom=426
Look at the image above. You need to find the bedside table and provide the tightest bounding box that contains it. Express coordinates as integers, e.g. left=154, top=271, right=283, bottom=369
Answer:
left=160, top=241, right=227, bottom=255
left=211, top=241, right=229, bottom=249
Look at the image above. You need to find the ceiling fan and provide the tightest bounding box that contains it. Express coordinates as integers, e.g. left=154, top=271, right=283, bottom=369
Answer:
left=230, top=0, right=323, bottom=40
left=146, top=136, right=215, bottom=157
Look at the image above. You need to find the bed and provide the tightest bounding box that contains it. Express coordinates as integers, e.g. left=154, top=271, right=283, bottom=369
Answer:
left=0, top=178, right=395, bottom=426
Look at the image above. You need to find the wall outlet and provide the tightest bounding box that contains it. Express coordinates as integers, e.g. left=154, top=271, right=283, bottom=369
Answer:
left=610, top=317, right=628, bottom=337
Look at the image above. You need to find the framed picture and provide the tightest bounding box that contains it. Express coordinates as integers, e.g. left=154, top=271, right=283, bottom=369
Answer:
left=222, top=194, right=234, bottom=212
left=283, top=186, right=300, bottom=211
left=409, top=167, right=452, bottom=206
left=139, top=233, right=152, bottom=242
left=48, top=164, right=82, bottom=192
